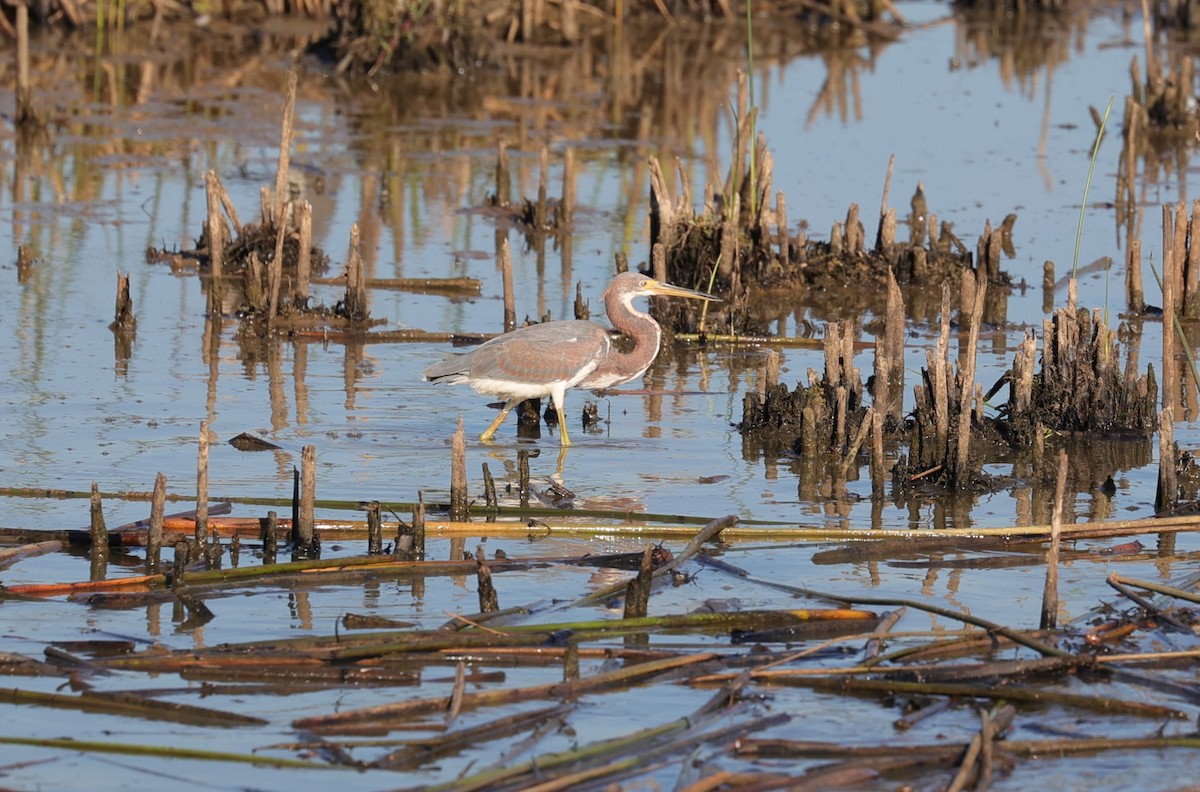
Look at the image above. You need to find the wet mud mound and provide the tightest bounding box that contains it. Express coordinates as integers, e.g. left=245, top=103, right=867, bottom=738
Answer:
left=740, top=272, right=1157, bottom=497
left=644, top=136, right=1015, bottom=336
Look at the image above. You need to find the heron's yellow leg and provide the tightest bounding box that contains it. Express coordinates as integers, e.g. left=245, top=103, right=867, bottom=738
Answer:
left=479, top=399, right=519, bottom=443
left=551, top=390, right=572, bottom=447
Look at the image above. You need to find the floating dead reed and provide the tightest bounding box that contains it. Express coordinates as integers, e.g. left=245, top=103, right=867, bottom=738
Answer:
left=10, top=487, right=1200, bottom=788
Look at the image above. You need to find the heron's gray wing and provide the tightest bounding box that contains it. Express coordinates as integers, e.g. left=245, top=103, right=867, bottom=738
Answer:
left=464, top=321, right=611, bottom=387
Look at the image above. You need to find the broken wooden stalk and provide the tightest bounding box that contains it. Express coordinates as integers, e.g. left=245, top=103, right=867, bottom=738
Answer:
left=476, top=547, right=500, bottom=613
left=195, top=421, right=210, bottom=545
left=273, top=66, right=298, bottom=226
left=1040, top=449, right=1068, bottom=630
left=342, top=223, right=368, bottom=321
left=366, top=501, right=382, bottom=555
left=450, top=417, right=469, bottom=522
left=623, top=545, right=655, bottom=619
left=89, top=482, right=108, bottom=580
left=294, top=444, right=318, bottom=560
left=263, top=510, right=278, bottom=564
left=146, top=472, right=166, bottom=575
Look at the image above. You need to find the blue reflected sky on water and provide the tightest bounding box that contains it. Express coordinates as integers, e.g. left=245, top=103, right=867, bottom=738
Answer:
left=0, top=4, right=1188, bottom=535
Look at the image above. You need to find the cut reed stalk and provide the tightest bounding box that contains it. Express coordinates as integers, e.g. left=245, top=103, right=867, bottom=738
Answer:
left=146, top=472, right=166, bottom=574
left=1039, top=449, right=1068, bottom=629
left=295, top=444, right=318, bottom=559
left=195, top=421, right=209, bottom=545
left=450, top=417, right=469, bottom=521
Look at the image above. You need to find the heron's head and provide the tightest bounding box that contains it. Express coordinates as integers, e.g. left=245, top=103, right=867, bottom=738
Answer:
left=603, top=271, right=720, bottom=304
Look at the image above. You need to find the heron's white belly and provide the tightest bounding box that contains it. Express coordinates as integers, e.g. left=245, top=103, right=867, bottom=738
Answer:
left=467, top=375, right=582, bottom=401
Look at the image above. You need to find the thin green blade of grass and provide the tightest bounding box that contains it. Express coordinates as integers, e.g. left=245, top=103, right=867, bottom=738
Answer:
left=1071, top=95, right=1115, bottom=284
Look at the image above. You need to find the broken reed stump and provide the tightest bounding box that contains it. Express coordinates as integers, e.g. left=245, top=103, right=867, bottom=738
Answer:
left=145, top=472, right=166, bottom=575
left=195, top=421, right=210, bottom=545
left=893, top=276, right=994, bottom=491
left=89, top=482, right=108, bottom=581
left=623, top=544, right=655, bottom=620
left=740, top=266, right=1155, bottom=497
left=642, top=139, right=1014, bottom=335
left=952, top=269, right=987, bottom=483
left=487, top=143, right=572, bottom=236
left=1040, top=449, right=1068, bottom=630
left=293, top=444, right=319, bottom=560
left=482, top=462, right=498, bottom=511
left=295, top=201, right=313, bottom=305
left=573, top=281, right=588, bottom=321
left=413, top=491, right=426, bottom=561
left=109, top=272, right=136, bottom=369
left=273, top=66, right=298, bottom=227
left=739, top=320, right=868, bottom=461
left=1156, top=409, right=1177, bottom=514
left=263, top=510, right=278, bottom=564
left=561, top=147, right=575, bottom=227
left=450, top=417, right=469, bottom=522
left=366, top=501, right=382, bottom=555
left=1002, top=304, right=1157, bottom=442
left=517, top=449, right=531, bottom=508
left=172, top=541, right=187, bottom=587
left=872, top=268, right=906, bottom=426
left=151, top=72, right=365, bottom=332
left=500, top=236, right=516, bottom=333
left=1125, top=47, right=1199, bottom=137
left=14, top=1, right=37, bottom=129
left=1162, top=204, right=1179, bottom=415
left=204, top=170, right=227, bottom=313
left=109, top=272, right=136, bottom=333
left=476, top=547, right=500, bottom=613
left=266, top=203, right=290, bottom=324
left=338, top=223, right=369, bottom=321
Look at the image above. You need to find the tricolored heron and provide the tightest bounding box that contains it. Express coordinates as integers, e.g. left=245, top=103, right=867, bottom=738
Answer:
left=422, top=271, right=719, bottom=446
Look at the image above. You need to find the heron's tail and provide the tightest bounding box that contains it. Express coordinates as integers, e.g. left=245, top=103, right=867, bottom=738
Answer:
left=421, top=355, right=469, bottom=383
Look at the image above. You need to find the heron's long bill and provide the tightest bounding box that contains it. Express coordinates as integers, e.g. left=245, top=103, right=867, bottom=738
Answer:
left=645, top=280, right=721, bottom=302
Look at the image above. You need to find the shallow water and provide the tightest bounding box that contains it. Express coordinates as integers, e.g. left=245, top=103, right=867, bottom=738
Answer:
left=0, top=2, right=1198, bottom=788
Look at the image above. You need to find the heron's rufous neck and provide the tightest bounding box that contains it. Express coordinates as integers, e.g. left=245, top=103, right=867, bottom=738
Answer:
left=584, top=288, right=663, bottom=387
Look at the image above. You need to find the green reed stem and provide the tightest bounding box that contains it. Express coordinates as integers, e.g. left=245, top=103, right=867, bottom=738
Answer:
left=1072, top=95, right=1115, bottom=283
